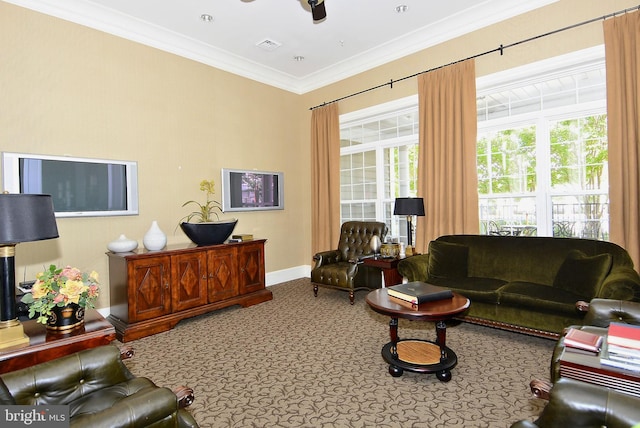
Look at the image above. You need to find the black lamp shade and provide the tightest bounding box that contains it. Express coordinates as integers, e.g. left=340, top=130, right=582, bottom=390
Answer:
left=0, top=194, right=59, bottom=244
left=393, top=197, right=425, bottom=216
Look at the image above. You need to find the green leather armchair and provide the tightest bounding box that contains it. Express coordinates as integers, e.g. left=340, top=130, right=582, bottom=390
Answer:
left=312, top=221, right=388, bottom=304
left=549, top=298, right=640, bottom=383
left=0, top=344, right=199, bottom=428
left=512, top=378, right=640, bottom=428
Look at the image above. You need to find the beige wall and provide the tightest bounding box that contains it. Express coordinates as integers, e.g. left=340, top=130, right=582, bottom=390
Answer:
left=0, top=2, right=310, bottom=311
left=1, top=0, right=637, bottom=311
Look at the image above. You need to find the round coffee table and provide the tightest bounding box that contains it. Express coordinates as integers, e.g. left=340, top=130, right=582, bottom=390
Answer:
left=366, top=287, right=470, bottom=382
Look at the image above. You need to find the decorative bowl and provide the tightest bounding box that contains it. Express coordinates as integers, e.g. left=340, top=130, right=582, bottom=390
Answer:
left=107, top=234, right=139, bottom=253
left=180, top=219, right=238, bottom=246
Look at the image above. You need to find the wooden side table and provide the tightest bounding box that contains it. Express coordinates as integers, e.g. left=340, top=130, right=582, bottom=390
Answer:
left=362, top=257, right=404, bottom=287
left=0, top=310, right=116, bottom=374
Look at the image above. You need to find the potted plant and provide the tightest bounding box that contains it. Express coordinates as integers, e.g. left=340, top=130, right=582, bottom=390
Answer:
left=179, top=179, right=237, bottom=246
left=21, top=264, right=100, bottom=330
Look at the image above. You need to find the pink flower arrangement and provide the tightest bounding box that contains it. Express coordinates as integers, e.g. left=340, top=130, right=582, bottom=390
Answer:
left=21, top=264, right=100, bottom=324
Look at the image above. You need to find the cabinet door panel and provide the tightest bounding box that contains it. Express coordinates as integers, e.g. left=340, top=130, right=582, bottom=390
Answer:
left=171, top=252, right=208, bottom=312
left=207, top=247, right=239, bottom=302
left=129, top=256, right=171, bottom=322
left=238, top=242, right=265, bottom=294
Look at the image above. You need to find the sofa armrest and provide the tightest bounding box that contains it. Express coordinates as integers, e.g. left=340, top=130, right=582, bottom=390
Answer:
left=397, top=254, right=430, bottom=282
left=597, top=266, right=640, bottom=301
left=69, top=386, right=191, bottom=428
left=312, top=250, right=341, bottom=268
left=581, top=298, right=640, bottom=327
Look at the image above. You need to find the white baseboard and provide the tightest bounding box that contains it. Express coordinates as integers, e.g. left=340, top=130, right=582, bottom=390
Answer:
left=266, top=265, right=311, bottom=286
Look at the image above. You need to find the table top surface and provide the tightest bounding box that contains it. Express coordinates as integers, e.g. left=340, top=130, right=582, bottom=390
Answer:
left=0, top=310, right=115, bottom=357
left=366, top=288, right=470, bottom=321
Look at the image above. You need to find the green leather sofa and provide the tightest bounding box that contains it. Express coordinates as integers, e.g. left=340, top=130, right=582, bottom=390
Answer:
left=511, top=377, right=640, bottom=428
left=397, top=235, right=640, bottom=338
left=0, top=344, right=199, bottom=428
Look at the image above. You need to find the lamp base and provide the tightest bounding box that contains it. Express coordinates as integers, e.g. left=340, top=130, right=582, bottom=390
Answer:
left=0, top=319, right=29, bottom=350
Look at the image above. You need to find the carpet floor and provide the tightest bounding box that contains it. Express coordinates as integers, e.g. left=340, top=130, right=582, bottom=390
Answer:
left=122, top=278, right=554, bottom=428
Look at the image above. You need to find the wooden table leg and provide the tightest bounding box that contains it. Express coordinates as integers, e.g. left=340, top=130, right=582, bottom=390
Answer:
left=389, top=317, right=399, bottom=359
left=436, top=320, right=447, bottom=361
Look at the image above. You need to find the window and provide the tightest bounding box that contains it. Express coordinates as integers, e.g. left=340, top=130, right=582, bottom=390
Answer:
left=477, top=47, right=608, bottom=239
left=340, top=103, right=419, bottom=243
left=338, top=47, right=609, bottom=243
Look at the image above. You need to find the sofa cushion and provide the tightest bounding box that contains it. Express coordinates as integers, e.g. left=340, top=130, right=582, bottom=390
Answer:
left=428, top=277, right=506, bottom=304
left=428, top=240, right=469, bottom=279
left=498, top=281, right=582, bottom=316
left=553, top=250, right=613, bottom=299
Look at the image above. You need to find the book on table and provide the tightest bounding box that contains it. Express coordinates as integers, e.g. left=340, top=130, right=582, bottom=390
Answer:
left=563, top=328, right=603, bottom=354
left=607, top=322, right=640, bottom=350
left=386, top=282, right=453, bottom=304
left=600, top=342, right=640, bottom=372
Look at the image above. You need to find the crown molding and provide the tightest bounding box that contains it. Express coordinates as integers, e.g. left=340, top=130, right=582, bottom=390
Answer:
left=4, top=0, right=559, bottom=94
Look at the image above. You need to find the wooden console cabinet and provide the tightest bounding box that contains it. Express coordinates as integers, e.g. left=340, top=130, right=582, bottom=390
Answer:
left=107, top=239, right=271, bottom=342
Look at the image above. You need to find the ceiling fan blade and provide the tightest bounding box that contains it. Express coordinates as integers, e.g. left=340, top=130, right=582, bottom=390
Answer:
left=311, top=1, right=326, bottom=21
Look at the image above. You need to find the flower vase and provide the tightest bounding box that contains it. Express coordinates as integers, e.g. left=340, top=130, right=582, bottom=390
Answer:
left=47, top=303, right=85, bottom=331
left=143, top=221, right=167, bottom=251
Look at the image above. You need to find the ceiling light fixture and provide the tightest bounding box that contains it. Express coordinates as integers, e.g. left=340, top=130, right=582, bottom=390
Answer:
left=294, top=56, right=305, bottom=62
left=395, top=5, right=408, bottom=13
left=308, top=0, right=327, bottom=21
left=200, top=14, right=213, bottom=23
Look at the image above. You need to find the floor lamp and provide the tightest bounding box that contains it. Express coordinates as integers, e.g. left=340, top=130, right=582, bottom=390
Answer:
left=393, top=197, right=425, bottom=253
left=0, top=194, right=58, bottom=350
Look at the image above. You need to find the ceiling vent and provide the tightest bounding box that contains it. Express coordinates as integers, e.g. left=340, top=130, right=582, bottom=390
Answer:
left=256, top=38, right=282, bottom=51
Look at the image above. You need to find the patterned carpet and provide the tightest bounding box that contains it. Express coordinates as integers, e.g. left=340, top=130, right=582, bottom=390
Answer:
left=122, top=278, right=554, bottom=428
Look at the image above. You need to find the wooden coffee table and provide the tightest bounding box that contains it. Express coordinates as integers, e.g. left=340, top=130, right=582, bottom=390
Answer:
left=366, top=287, right=470, bottom=382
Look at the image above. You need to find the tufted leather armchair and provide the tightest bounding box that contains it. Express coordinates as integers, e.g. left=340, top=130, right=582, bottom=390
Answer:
left=312, top=221, right=388, bottom=304
left=527, top=298, right=640, bottom=401
left=511, top=378, right=640, bottom=428
left=549, top=299, right=640, bottom=383
left=0, top=344, right=199, bottom=428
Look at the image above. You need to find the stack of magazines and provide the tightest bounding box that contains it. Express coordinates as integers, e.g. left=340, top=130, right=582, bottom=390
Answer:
left=600, top=322, right=640, bottom=372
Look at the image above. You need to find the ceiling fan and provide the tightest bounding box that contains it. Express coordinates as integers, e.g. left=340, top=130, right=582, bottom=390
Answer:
left=307, top=0, right=327, bottom=21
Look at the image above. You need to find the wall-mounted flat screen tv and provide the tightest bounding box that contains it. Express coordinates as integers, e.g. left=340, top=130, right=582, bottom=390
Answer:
left=2, top=152, right=139, bottom=218
left=221, top=168, right=283, bottom=212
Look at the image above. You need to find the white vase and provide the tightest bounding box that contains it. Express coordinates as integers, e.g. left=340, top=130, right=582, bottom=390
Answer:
left=143, top=221, right=167, bottom=251
left=107, top=234, right=138, bottom=253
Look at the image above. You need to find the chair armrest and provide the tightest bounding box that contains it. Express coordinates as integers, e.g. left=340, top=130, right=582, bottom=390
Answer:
left=397, top=254, right=430, bottom=282
left=312, top=250, right=341, bottom=268
left=1, top=345, right=133, bottom=405
left=69, top=386, right=187, bottom=428
left=582, top=298, right=640, bottom=327
left=528, top=378, right=640, bottom=428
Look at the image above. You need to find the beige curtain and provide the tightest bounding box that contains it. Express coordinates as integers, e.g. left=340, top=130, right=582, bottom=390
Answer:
left=311, top=103, right=341, bottom=256
left=604, top=11, right=640, bottom=270
left=416, top=60, right=479, bottom=253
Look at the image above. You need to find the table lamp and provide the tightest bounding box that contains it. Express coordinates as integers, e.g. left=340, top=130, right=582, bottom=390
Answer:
left=0, top=194, right=58, bottom=349
left=393, top=197, right=425, bottom=249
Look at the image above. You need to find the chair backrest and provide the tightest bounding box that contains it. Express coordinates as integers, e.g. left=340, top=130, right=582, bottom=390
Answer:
left=337, top=221, right=388, bottom=261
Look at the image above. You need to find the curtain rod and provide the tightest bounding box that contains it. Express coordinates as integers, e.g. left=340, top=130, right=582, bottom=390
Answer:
left=309, top=4, right=640, bottom=111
